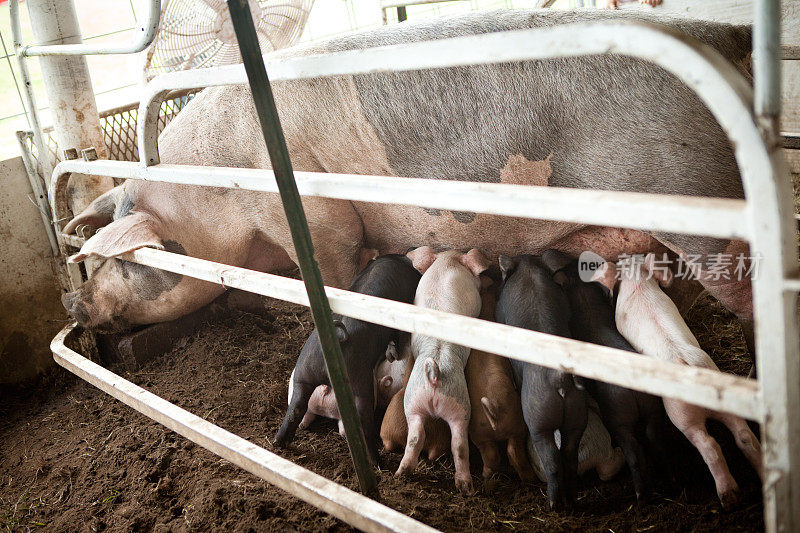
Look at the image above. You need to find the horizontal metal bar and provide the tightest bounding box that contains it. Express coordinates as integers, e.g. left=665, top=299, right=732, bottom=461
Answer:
left=381, top=0, right=467, bottom=9
left=783, top=279, right=800, bottom=293
left=50, top=324, right=436, bottom=533
left=116, top=247, right=763, bottom=422
left=49, top=159, right=750, bottom=240
left=13, top=0, right=161, bottom=56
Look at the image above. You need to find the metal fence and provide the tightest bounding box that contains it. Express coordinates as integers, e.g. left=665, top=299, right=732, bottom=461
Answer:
left=43, top=13, right=800, bottom=533
left=18, top=89, right=199, bottom=180
left=9, top=0, right=799, bottom=531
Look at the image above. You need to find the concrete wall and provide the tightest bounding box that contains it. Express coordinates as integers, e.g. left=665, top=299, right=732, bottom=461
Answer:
left=0, top=156, right=65, bottom=384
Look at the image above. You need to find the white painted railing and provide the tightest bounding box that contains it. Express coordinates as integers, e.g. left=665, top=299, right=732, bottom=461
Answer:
left=50, top=325, right=436, bottom=533
left=48, top=18, right=800, bottom=533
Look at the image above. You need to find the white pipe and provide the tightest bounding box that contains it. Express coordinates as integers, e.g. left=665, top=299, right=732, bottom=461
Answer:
left=49, top=159, right=749, bottom=240
left=22, top=0, right=115, bottom=213
left=136, top=21, right=753, bottom=166
left=12, top=0, right=161, bottom=56
left=50, top=324, right=437, bottom=533
left=9, top=0, right=53, bottom=179
left=116, top=247, right=763, bottom=422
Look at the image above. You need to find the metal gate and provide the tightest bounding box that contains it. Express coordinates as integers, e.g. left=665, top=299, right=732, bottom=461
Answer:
left=9, top=0, right=799, bottom=531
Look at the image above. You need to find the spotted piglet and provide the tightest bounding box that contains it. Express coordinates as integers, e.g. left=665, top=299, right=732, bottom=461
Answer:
left=527, top=407, right=625, bottom=483
left=396, top=247, right=491, bottom=495
left=288, top=357, right=407, bottom=436
left=275, top=254, right=421, bottom=465
left=496, top=255, right=588, bottom=510
left=594, top=253, right=763, bottom=509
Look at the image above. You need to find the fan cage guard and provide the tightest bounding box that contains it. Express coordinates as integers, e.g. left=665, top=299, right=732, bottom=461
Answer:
left=144, top=0, right=314, bottom=81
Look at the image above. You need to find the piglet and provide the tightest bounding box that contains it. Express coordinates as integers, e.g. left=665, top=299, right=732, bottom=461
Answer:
left=467, top=280, right=536, bottom=482
left=396, top=247, right=491, bottom=495
left=289, top=357, right=407, bottom=436
left=495, top=254, right=588, bottom=509
left=540, top=249, right=667, bottom=501
left=594, top=253, right=763, bottom=509
left=275, top=254, right=421, bottom=465
left=527, top=407, right=625, bottom=482
left=381, top=353, right=452, bottom=460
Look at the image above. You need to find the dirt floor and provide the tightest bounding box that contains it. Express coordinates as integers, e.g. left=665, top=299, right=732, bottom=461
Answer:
left=0, top=284, right=765, bottom=532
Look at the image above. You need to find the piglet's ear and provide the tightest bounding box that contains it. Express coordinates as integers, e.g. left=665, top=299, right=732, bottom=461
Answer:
left=539, top=249, right=572, bottom=276
left=644, top=253, right=673, bottom=288
left=406, top=246, right=437, bottom=274
left=68, top=212, right=163, bottom=263
left=590, top=261, right=618, bottom=292
left=460, top=248, right=491, bottom=277
left=62, top=186, right=121, bottom=235
left=333, top=319, right=349, bottom=343
left=498, top=255, right=517, bottom=282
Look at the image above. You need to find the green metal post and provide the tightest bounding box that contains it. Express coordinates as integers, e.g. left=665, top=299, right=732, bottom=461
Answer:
left=226, top=0, right=378, bottom=495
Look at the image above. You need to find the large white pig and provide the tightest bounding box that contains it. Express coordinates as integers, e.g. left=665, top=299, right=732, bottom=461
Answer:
left=61, top=10, right=754, bottom=358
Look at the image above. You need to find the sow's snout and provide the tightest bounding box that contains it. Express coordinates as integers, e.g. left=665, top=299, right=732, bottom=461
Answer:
left=61, top=290, right=92, bottom=327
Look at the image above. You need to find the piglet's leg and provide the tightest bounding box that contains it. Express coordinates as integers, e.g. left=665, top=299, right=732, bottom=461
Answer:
left=532, top=431, right=563, bottom=510
left=354, top=394, right=380, bottom=466
left=560, top=394, right=588, bottom=505
left=682, top=422, right=739, bottom=509
left=396, top=415, right=426, bottom=477
left=613, top=426, right=650, bottom=500
left=717, top=413, right=763, bottom=481
left=299, top=412, right=316, bottom=430
left=448, top=418, right=474, bottom=495
left=560, top=427, right=584, bottom=505
left=477, top=440, right=501, bottom=480
left=275, top=381, right=315, bottom=448
left=507, top=436, right=537, bottom=482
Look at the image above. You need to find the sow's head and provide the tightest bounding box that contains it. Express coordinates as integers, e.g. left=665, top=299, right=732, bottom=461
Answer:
left=60, top=186, right=191, bottom=332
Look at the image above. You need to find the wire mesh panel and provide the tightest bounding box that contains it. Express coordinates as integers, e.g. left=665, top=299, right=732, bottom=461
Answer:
left=19, top=89, right=200, bottom=178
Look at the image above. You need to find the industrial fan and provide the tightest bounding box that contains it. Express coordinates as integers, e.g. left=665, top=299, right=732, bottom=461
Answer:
left=143, top=0, right=314, bottom=81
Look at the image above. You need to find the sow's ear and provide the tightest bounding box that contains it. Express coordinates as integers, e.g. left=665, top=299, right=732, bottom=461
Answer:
left=62, top=186, right=122, bottom=235
left=498, top=255, right=517, bottom=282
left=459, top=248, right=491, bottom=277
left=68, top=212, right=164, bottom=263
left=406, top=246, right=437, bottom=274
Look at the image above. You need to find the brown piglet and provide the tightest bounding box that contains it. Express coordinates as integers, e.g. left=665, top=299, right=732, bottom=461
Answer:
left=467, top=279, right=536, bottom=482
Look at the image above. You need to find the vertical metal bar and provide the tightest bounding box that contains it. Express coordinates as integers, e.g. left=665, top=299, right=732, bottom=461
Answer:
left=754, top=0, right=781, bottom=124
left=9, top=0, right=54, bottom=181
left=752, top=2, right=800, bottom=532
left=15, top=131, right=59, bottom=256
left=226, top=0, right=378, bottom=495
left=397, top=6, right=408, bottom=22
